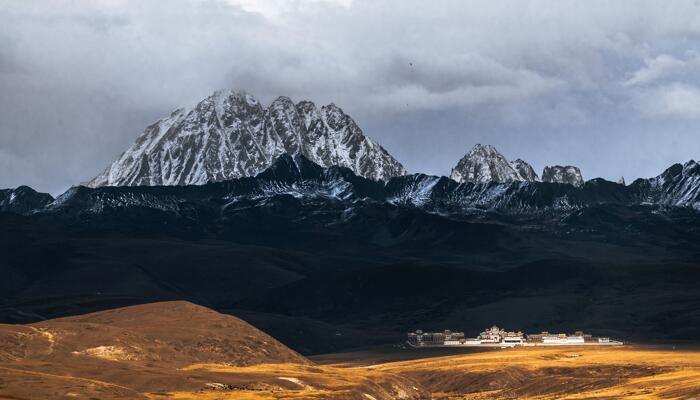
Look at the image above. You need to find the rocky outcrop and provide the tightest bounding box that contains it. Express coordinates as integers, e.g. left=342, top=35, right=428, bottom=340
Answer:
left=542, top=165, right=584, bottom=186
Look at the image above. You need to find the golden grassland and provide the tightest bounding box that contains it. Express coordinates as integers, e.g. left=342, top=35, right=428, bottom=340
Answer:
left=376, top=346, right=700, bottom=399
left=149, top=362, right=426, bottom=399
left=147, top=346, right=700, bottom=400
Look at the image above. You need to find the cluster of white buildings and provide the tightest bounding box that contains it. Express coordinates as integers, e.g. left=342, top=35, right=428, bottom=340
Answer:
left=407, top=325, right=621, bottom=347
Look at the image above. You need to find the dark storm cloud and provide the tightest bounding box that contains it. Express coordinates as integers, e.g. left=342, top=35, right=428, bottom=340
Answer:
left=1, top=0, right=700, bottom=194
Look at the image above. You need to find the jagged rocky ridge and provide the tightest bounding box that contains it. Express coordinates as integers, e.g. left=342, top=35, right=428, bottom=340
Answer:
left=7, top=155, right=698, bottom=222
left=88, top=90, right=406, bottom=187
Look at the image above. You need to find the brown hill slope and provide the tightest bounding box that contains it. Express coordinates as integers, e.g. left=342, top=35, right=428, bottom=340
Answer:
left=0, top=301, right=309, bottom=399
left=0, top=301, right=427, bottom=400
left=0, top=301, right=308, bottom=367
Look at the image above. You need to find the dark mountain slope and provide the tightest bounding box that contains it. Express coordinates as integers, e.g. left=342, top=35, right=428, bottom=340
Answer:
left=0, top=185, right=53, bottom=214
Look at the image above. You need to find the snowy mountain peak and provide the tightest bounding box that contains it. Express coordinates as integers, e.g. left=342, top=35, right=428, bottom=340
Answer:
left=87, top=90, right=405, bottom=187
left=450, top=144, right=537, bottom=183
left=469, top=144, right=501, bottom=158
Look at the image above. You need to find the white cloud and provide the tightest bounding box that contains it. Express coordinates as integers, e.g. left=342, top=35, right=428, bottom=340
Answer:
left=222, top=0, right=352, bottom=21
left=624, top=51, right=700, bottom=87
left=636, top=83, right=700, bottom=118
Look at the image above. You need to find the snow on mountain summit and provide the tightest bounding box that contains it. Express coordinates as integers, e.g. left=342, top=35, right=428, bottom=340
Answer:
left=450, top=144, right=538, bottom=183
left=88, top=90, right=406, bottom=187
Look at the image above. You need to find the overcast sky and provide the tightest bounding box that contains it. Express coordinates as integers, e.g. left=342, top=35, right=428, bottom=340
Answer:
left=2, top=0, right=700, bottom=194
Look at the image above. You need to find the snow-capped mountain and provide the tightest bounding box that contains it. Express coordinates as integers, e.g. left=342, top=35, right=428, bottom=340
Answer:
left=87, top=90, right=406, bottom=187
left=450, top=144, right=537, bottom=183
left=542, top=165, right=584, bottom=186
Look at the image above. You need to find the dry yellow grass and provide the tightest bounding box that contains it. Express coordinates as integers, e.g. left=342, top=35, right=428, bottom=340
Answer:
left=152, top=362, right=426, bottom=399
left=149, top=390, right=344, bottom=400
left=146, top=347, right=700, bottom=400
left=374, top=346, right=700, bottom=399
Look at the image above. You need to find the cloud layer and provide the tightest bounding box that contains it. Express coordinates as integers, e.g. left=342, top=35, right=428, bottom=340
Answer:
left=1, top=0, right=700, bottom=194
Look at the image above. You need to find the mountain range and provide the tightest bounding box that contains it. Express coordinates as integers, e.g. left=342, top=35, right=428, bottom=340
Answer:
left=6, top=154, right=699, bottom=220
left=10, top=88, right=700, bottom=223
left=87, top=90, right=593, bottom=189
